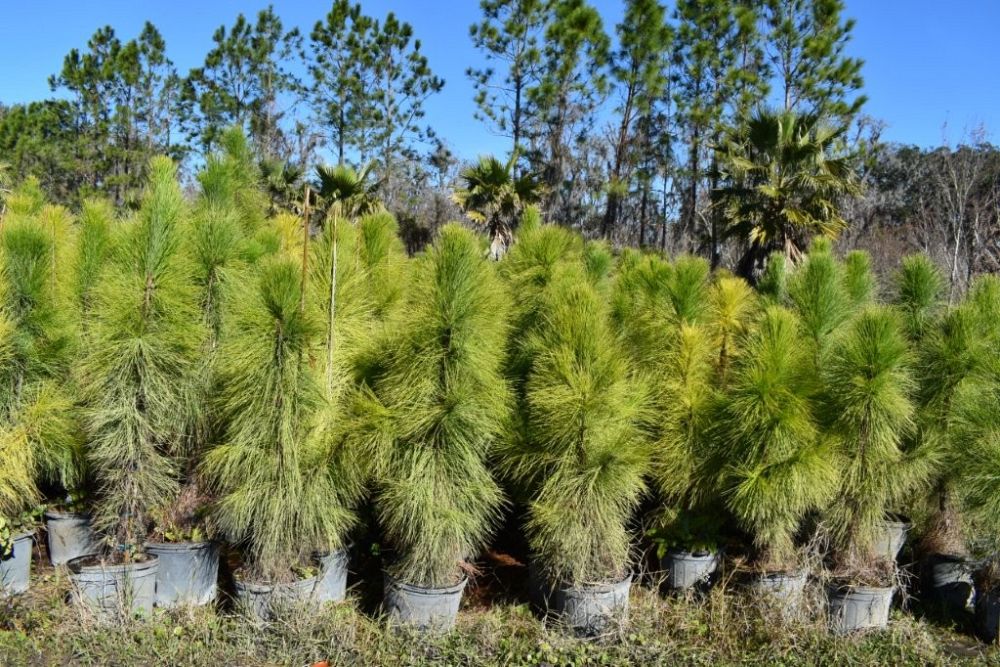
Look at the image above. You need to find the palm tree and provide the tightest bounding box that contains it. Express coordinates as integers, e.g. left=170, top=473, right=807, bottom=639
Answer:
left=453, top=154, right=542, bottom=261
left=315, top=163, right=382, bottom=221
left=717, top=109, right=860, bottom=282
left=259, top=158, right=304, bottom=215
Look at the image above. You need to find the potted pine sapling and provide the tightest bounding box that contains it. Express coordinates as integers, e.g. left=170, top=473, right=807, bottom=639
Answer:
left=0, top=194, right=83, bottom=595
left=516, top=264, right=649, bottom=634
left=885, top=256, right=948, bottom=571
left=821, top=306, right=925, bottom=632
left=74, top=157, right=205, bottom=617
left=949, top=306, right=1000, bottom=641
left=304, top=210, right=406, bottom=603
left=144, top=134, right=264, bottom=609
left=613, top=254, right=723, bottom=592
left=921, top=276, right=1000, bottom=620
left=647, top=322, right=723, bottom=593
left=718, top=307, right=837, bottom=605
left=345, top=225, right=510, bottom=631
left=45, top=198, right=115, bottom=567
left=202, top=255, right=356, bottom=619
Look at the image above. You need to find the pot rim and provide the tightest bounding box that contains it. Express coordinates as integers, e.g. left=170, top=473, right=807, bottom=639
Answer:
left=44, top=509, right=90, bottom=521
left=827, top=582, right=895, bottom=595
left=754, top=568, right=807, bottom=581
left=559, top=572, right=633, bottom=594
left=67, top=553, right=158, bottom=575
left=384, top=573, right=468, bottom=596
left=144, top=540, right=218, bottom=552
left=666, top=547, right=720, bottom=560
left=234, top=574, right=318, bottom=594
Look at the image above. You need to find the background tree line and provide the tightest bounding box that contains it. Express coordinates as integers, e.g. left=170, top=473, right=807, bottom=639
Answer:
left=1, top=0, right=998, bottom=294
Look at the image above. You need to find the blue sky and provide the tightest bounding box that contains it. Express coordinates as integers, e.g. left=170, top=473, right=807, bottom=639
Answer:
left=1, top=0, right=998, bottom=160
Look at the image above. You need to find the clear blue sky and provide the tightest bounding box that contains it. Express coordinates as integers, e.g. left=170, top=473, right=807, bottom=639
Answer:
left=1, top=0, right=998, bottom=159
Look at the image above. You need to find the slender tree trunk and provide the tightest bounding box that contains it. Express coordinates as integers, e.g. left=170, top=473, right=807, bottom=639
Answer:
left=638, top=181, right=649, bottom=247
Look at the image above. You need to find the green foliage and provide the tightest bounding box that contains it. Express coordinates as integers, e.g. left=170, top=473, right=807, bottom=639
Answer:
left=515, top=263, right=648, bottom=584
left=842, top=250, right=876, bottom=308
left=787, top=240, right=850, bottom=370
left=667, top=255, right=711, bottom=325
left=706, top=276, right=758, bottom=384
left=202, top=256, right=354, bottom=582
left=347, top=225, right=510, bottom=587
left=762, top=0, right=866, bottom=121
left=500, top=223, right=584, bottom=388
left=822, top=306, right=920, bottom=571
left=0, top=198, right=80, bottom=524
left=468, top=0, right=548, bottom=160
left=182, top=9, right=301, bottom=158
left=893, top=254, right=944, bottom=344
left=610, top=252, right=674, bottom=367
left=757, top=251, right=788, bottom=303
left=73, top=199, right=115, bottom=324
left=307, top=0, right=375, bottom=165
left=953, top=355, right=1000, bottom=544
left=80, top=157, right=204, bottom=553
left=48, top=23, right=180, bottom=205
left=649, top=323, right=715, bottom=509
left=718, top=307, right=835, bottom=568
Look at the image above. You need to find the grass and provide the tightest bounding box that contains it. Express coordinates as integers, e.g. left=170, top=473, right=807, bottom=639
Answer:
left=1, top=555, right=996, bottom=666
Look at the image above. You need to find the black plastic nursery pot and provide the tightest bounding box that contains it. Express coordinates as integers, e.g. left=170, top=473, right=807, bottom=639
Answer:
left=827, top=583, right=894, bottom=633
left=44, top=510, right=99, bottom=566
left=383, top=574, right=467, bottom=631
left=312, top=548, right=350, bottom=604
left=557, top=574, right=633, bottom=636
left=976, top=587, right=1000, bottom=643
left=145, top=541, right=220, bottom=608
left=68, top=554, right=159, bottom=619
left=925, top=553, right=974, bottom=615
left=661, top=549, right=720, bottom=591
left=0, top=530, right=34, bottom=597
left=234, top=573, right=319, bottom=620
left=874, top=515, right=911, bottom=562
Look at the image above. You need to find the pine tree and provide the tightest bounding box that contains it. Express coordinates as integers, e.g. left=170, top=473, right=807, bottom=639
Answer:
left=346, top=225, right=510, bottom=587
left=0, top=189, right=80, bottom=526
left=762, top=0, right=866, bottom=121
left=600, top=0, right=672, bottom=239
left=672, top=0, right=766, bottom=259
left=80, top=157, right=204, bottom=557
left=822, top=306, right=922, bottom=573
left=468, top=0, right=549, bottom=165
left=517, top=262, right=649, bottom=584
left=529, top=0, right=609, bottom=224
left=202, top=256, right=354, bottom=581
left=367, top=13, right=444, bottom=186
left=308, top=0, right=375, bottom=165
left=719, top=306, right=835, bottom=570
left=182, top=8, right=303, bottom=158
